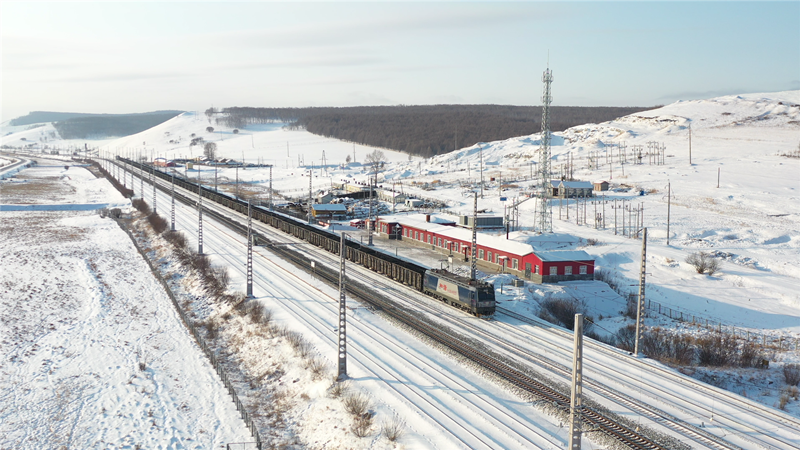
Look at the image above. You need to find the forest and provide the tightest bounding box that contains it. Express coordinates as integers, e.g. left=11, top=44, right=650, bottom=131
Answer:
left=214, top=105, right=655, bottom=157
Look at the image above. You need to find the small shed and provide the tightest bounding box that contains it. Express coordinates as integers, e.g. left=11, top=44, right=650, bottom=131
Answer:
left=405, top=198, right=424, bottom=208
left=593, top=181, right=609, bottom=192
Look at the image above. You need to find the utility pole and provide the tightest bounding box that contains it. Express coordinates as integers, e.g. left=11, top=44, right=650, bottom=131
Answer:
left=368, top=171, right=374, bottom=246
left=470, top=192, right=478, bottom=280
left=337, top=232, right=348, bottom=381
left=666, top=182, right=671, bottom=246
left=269, top=165, right=273, bottom=210
left=477, top=144, right=484, bottom=198
left=689, top=122, right=692, bottom=165
left=151, top=157, right=156, bottom=214
left=170, top=172, right=176, bottom=231
left=235, top=166, right=239, bottom=199
left=246, top=201, right=253, bottom=298
left=569, top=313, right=584, bottom=450
left=308, top=166, right=313, bottom=224
left=634, top=228, right=647, bottom=356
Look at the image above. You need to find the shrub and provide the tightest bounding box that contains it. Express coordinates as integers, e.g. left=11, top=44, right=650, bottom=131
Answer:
left=206, top=126, right=214, bottom=133
left=784, top=364, right=800, bottom=386
left=353, top=412, right=374, bottom=438
left=132, top=198, right=151, bottom=215
left=381, top=415, right=405, bottom=442
left=233, top=129, right=239, bottom=134
left=307, top=357, right=328, bottom=380
left=739, top=341, right=763, bottom=368
left=537, top=297, right=593, bottom=332
left=248, top=302, right=273, bottom=326
left=614, top=324, right=637, bottom=352
left=147, top=212, right=168, bottom=234
left=686, top=251, right=720, bottom=275
left=343, top=392, right=370, bottom=417
left=696, top=333, right=738, bottom=366
left=163, top=231, right=187, bottom=250
left=329, top=380, right=350, bottom=399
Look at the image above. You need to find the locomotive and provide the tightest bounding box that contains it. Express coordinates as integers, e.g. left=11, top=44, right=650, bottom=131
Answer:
left=423, top=269, right=496, bottom=316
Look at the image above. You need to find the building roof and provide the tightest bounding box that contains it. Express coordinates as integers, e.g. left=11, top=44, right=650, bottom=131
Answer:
left=535, top=250, right=594, bottom=262
left=384, top=214, right=535, bottom=256
left=312, top=204, right=347, bottom=212
left=558, top=181, right=593, bottom=189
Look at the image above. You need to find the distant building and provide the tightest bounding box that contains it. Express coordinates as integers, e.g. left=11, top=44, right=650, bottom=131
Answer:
left=311, top=204, right=347, bottom=220
left=549, top=180, right=593, bottom=198
left=593, top=181, right=609, bottom=191
left=457, top=214, right=504, bottom=229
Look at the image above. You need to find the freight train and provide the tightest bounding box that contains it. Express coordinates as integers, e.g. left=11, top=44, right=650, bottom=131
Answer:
left=116, top=157, right=496, bottom=316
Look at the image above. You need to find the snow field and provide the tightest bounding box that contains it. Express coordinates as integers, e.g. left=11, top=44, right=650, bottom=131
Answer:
left=0, top=166, right=251, bottom=449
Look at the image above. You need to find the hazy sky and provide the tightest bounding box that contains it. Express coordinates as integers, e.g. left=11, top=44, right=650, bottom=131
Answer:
left=2, top=1, right=798, bottom=120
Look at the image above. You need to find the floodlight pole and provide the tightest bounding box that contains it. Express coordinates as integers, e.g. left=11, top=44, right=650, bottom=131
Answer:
left=337, top=232, right=348, bottom=380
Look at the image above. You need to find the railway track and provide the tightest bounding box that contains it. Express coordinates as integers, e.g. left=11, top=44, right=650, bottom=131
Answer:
left=113, top=160, right=667, bottom=450
left=134, top=164, right=569, bottom=448
left=109, top=157, right=798, bottom=450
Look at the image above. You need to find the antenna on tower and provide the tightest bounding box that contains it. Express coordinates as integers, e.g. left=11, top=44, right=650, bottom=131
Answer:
left=536, top=63, right=554, bottom=233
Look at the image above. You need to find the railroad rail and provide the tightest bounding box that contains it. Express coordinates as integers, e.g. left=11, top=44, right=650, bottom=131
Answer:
left=110, top=157, right=673, bottom=449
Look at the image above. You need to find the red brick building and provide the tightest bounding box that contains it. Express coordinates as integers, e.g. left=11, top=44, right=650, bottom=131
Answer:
left=378, top=214, right=594, bottom=283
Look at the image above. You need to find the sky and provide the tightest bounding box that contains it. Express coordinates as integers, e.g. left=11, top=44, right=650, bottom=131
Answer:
left=2, top=1, right=799, bottom=121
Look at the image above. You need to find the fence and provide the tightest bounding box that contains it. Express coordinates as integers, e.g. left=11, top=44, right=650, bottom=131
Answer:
left=626, top=294, right=799, bottom=352
left=114, top=217, right=263, bottom=449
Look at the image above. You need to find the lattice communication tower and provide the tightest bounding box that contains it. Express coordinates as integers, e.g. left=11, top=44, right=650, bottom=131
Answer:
left=537, top=67, right=554, bottom=233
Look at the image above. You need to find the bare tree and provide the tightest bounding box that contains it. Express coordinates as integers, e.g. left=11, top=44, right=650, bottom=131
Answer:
left=204, top=142, right=217, bottom=160
left=686, top=251, right=720, bottom=275
left=345, top=154, right=352, bottom=164
left=364, top=149, right=386, bottom=181
left=204, top=107, right=217, bottom=124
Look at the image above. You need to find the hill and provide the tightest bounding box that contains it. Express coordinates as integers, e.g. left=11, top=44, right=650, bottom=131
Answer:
left=214, top=105, right=656, bottom=158
left=7, top=110, right=184, bottom=139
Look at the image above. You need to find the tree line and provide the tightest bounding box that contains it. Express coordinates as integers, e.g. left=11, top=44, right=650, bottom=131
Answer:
left=215, top=105, right=656, bottom=157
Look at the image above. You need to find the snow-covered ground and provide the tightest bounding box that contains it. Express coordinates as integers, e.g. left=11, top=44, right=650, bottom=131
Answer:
left=2, top=89, right=799, bottom=445
left=0, top=163, right=252, bottom=448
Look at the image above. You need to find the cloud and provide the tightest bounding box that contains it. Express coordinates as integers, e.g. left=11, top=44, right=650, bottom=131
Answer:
left=192, top=5, right=543, bottom=51
left=45, top=70, right=194, bottom=83
left=225, top=56, right=384, bottom=70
